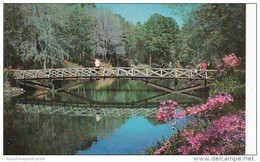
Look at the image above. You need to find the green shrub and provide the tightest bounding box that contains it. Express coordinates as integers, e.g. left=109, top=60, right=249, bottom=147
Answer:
left=4, top=68, right=14, bottom=83
left=209, top=70, right=245, bottom=101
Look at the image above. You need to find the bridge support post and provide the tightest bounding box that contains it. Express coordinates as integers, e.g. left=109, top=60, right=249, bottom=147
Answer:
left=175, top=78, right=178, bottom=100
left=175, top=78, right=178, bottom=92
left=51, top=81, right=55, bottom=99
left=51, top=80, right=62, bottom=91
left=51, top=82, right=55, bottom=92
left=51, top=80, right=61, bottom=99
left=204, top=79, right=207, bottom=87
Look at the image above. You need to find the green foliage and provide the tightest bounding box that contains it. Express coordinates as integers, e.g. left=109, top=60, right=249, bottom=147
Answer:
left=179, top=4, right=245, bottom=67
left=141, top=138, right=165, bottom=155
left=209, top=70, right=245, bottom=101
left=4, top=69, right=14, bottom=83
left=142, top=14, right=180, bottom=66
left=4, top=4, right=245, bottom=70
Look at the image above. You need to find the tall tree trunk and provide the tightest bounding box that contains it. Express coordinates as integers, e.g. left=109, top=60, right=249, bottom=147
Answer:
left=44, top=59, right=47, bottom=69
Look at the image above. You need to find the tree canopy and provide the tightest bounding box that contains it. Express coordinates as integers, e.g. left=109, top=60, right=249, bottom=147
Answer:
left=4, top=4, right=245, bottom=69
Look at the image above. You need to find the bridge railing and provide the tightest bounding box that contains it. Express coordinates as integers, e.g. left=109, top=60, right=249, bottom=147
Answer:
left=12, top=67, right=218, bottom=80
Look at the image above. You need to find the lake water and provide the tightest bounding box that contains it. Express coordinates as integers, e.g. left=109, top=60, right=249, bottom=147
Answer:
left=4, top=79, right=203, bottom=155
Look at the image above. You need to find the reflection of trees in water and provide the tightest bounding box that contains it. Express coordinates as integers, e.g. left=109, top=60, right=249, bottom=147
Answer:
left=4, top=111, right=129, bottom=155
left=145, top=117, right=158, bottom=126
left=64, top=79, right=197, bottom=103
left=5, top=78, right=203, bottom=154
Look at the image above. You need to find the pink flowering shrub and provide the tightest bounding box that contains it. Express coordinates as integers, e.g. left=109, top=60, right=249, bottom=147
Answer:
left=223, top=53, right=241, bottom=67
left=156, top=94, right=233, bottom=123
left=154, top=94, right=245, bottom=155
left=153, top=138, right=173, bottom=155
left=154, top=111, right=245, bottom=155
left=184, top=94, right=233, bottom=118
left=156, top=100, right=178, bottom=123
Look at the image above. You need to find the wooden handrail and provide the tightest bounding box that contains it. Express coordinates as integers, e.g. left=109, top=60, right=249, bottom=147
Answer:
left=11, top=67, right=218, bottom=80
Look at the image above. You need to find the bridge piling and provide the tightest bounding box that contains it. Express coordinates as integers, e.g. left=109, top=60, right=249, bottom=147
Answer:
left=175, top=78, right=178, bottom=92
left=175, top=78, right=178, bottom=100
left=51, top=82, right=55, bottom=92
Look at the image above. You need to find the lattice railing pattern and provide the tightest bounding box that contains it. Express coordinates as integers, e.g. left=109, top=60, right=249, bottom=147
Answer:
left=16, top=104, right=159, bottom=117
left=12, top=67, right=218, bottom=80
left=4, top=87, right=25, bottom=96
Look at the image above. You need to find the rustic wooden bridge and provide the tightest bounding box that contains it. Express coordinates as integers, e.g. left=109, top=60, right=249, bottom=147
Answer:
left=11, top=67, right=218, bottom=100
left=12, top=67, right=217, bottom=80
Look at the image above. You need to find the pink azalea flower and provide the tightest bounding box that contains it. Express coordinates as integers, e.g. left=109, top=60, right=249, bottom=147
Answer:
left=223, top=53, right=241, bottom=67
left=178, top=110, right=187, bottom=118
left=160, top=101, right=166, bottom=106
left=167, top=99, right=173, bottom=104
left=171, top=121, right=176, bottom=127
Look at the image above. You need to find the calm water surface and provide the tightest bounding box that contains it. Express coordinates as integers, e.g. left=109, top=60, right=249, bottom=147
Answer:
left=4, top=79, right=201, bottom=155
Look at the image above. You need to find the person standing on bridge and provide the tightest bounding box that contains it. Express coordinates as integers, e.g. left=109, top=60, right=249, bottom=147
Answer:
left=201, top=60, right=208, bottom=76
left=95, top=59, right=101, bottom=68
left=196, top=62, right=202, bottom=74
left=94, top=58, right=102, bottom=75
left=168, top=62, right=173, bottom=69
left=201, top=61, right=207, bottom=71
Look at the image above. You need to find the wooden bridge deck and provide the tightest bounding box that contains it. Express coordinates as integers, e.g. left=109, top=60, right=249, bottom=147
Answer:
left=12, top=67, right=218, bottom=80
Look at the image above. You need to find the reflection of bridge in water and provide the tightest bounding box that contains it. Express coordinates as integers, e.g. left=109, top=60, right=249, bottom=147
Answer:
left=16, top=103, right=159, bottom=117
left=15, top=98, right=197, bottom=117
left=15, top=82, right=200, bottom=117
left=15, top=82, right=199, bottom=117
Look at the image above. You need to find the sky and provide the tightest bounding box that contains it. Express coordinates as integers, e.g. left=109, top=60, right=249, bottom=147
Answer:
left=96, top=4, right=184, bottom=27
